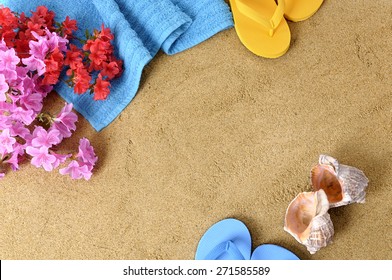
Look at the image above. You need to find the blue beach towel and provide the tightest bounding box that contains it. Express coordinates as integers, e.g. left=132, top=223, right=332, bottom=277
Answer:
left=1, top=0, right=233, bottom=131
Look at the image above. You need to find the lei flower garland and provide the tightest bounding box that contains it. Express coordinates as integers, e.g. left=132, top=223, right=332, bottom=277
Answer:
left=0, top=5, right=123, bottom=180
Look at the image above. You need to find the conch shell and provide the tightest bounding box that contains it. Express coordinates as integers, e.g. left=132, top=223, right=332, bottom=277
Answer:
left=310, top=154, right=369, bottom=208
left=284, top=189, right=334, bottom=254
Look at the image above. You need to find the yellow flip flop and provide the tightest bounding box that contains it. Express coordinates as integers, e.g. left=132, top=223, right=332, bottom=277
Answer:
left=284, top=0, right=324, bottom=22
left=229, top=0, right=290, bottom=58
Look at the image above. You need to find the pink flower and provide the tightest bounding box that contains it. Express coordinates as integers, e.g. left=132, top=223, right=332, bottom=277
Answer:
left=15, top=66, right=30, bottom=78
left=29, top=30, right=68, bottom=60
left=0, top=73, right=9, bottom=102
left=52, top=103, right=78, bottom=139
left=77, top=138, right=97, bottom=166
left=1, top=68, right=17, bottom=83
left=58, top=138, right=97, bottom=180
left=10, top=106, right=35, bottom=125
left=3, top=148, right=21, bottom=171
left=0, top=10, right=100, bottom=181
left=51, top=152, right=71, bottom=169
left=0, top=46, right=19, bottom=83
left=21, top=76, right=35, bottom=96
left=31, top=126, right=60, bottom=148
left=19, top=92, right=43, bottom=113
left=28, top=34, right=49, bottom=60
left=9, top=121, right=30, bottom=139
left=45, top=29, right=68, bottom=53
left=22, top=55, right=46, bottom=76
left=0, top=128, right=16, bottom=154
left=59, top=160, right=92, bottom=180
left=0, top=114, right=12, bottom=130
left=32, top=74, right=53, bottom=97
left=26, top=146, right=57, bottom=171
left=0, top=48, right=20, bottom=70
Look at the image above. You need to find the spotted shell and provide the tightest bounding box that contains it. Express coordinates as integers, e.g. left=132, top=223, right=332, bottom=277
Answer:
left=284, top=189, right=334, bottom=254
left=310, top=154, right=369, bottom=208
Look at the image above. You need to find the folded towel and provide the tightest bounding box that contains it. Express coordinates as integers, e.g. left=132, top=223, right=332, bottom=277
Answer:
left=114, top=0, right=234, bottom=55
left=164, top=0, right=234, bottom=55
left=0, top=0, right=233, bottom=131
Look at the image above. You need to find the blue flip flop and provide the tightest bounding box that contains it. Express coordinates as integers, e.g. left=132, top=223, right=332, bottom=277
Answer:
left=195, top=218, right=252, bottom=260
left=251, top=244, right=299, bottom=260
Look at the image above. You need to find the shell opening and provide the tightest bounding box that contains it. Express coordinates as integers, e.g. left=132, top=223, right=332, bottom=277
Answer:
left=285, top=192, right=317, bottom=237
left=311, top=164, right=343, bottom=204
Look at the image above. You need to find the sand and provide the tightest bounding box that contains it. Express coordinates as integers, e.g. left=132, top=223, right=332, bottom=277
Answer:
left=1, top=0, right=391, bottom=260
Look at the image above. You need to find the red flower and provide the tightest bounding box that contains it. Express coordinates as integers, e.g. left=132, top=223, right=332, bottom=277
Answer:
left=101, top=61, right=120, bottom=79
left=0, top=7, right=18, bottom=30
left=1, top=6, right=123, bottom=102
left=27, top=20, right=45, bottom=37
left=2, top=30, right=16, bottom=47
left=64, top=44, right=83, bottom=70
left=42, top=71, right=60, bottom=85
left=45, top=48, right=62, bottom=71
left=17, top=11, right=28, bottom=29
left=42, top=48, right=64, bottom=85
left=0, top=7, right=18, bottom=47
left=85, top=39, right=109, bottom=71
left=89, top=39, right=108, bottom=54
left=96, top=24, right=114, bottom=42
left=113, top=57, right=123, bottom=78
left=14, top=31, right=30, bottom=59
left=93, top=74, right=110, bottom=100
left=61, top=16, right=77, bottom=37
left=30, top=6, right=55, bottom=31
left=73, top=67, right=91, bottom=94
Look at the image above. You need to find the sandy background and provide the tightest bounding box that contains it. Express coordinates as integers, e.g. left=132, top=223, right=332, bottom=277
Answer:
left=1, top=0, right=391, bottom=260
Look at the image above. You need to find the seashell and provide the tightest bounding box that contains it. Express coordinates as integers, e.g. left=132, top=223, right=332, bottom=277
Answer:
left=284, top=189, right=334, bottom=254
left=310, top=154, right=369, bottom=208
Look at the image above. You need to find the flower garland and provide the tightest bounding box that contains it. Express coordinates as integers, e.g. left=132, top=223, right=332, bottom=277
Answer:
left=0, top=5, right=123, bottom=180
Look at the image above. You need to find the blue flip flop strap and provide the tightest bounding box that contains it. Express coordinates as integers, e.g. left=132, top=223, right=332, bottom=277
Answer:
left=204, top=240, right=245, bottom=260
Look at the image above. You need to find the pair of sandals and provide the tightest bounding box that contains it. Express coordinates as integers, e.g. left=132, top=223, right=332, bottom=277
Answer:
left=195, top=218, right=299, bottom=260
left=229, top=0, right=324, bottom=58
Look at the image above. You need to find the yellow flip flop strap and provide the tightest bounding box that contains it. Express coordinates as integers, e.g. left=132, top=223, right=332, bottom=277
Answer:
left=236, top=0, right=285, bottom=36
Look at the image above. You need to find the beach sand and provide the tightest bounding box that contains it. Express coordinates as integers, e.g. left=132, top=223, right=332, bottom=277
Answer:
left=1, top=0, right=391, bottom=259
